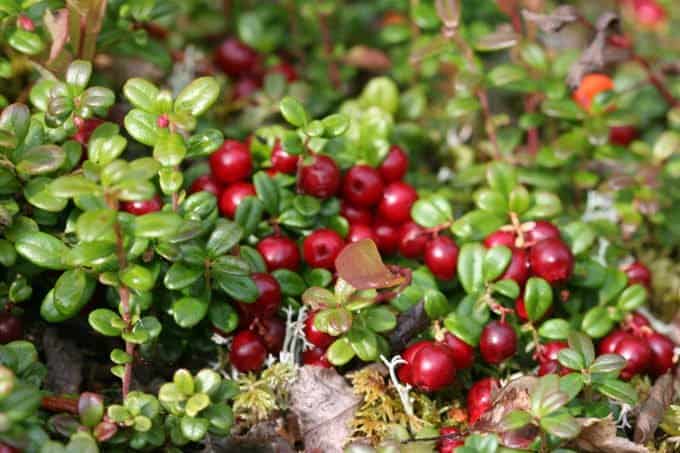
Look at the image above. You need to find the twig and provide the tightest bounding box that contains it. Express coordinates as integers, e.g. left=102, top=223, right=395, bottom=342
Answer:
left=317, top=11, right=341, bottom=89
left=633, top=55, right=679, bottom=107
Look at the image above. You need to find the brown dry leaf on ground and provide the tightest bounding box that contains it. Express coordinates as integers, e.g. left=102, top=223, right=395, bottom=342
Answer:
left=572, top=417, right=649, bottom=453
left=344, top=46, right=392, bottom=72
left=521, top=6, right=579, bottom=32
left=290, top=366, right=361, bottom=453
left=635, top=372, right=675, bottom=443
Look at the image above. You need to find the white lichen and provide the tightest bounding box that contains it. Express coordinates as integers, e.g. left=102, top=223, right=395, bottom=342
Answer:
left=380, top=354, right=414, bottom=417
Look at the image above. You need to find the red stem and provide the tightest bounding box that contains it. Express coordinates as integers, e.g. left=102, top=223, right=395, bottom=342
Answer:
left=41, top=395, right=79, bottom=414
left=633, top=55, right=679, bottom=107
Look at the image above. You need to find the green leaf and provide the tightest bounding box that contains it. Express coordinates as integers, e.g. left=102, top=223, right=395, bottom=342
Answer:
left=490, top=279, right=520, bottom=299
left=214, top=274, right=258, bottom=303
left=315, top=308, right=352, bottom=336
left=206, top=219, right=243, bottom=257
left=272, top=269, right=306, bottom=296
left=185, top=393, right=210, bottom=417
left=78, top=392, right=104, bottom=428
left=540, top=413, right=580, bottom=439
left=557, top=349, right=585, bottom=371
left=54, top=269, right=95, bottom=316
left=451, top=210, right=505, bottom=240
left=599, top=269, right=628, bottom=304
left=446, top=96, right=480, bottom=118
left=88, top=123, right=127, bottom=165
left=76, top=209, right=116, bottom=242
left=559, top=373, right=584, bottom=401
left=186, top=129, right=224, bottom=158
left=209, top=302, right=239, bottom=334
left=120, top=265, right=155, bottom=292
left=50, top=175, right=100, bottom=198
left=326, top=337, right=355, bottom=366
left=567, top=331, right=595, bottom=366
left=563, top=222, right=595, bottom=255
left=80, top=87, right=114, bottom=112
left=444, top=312, right=483, bottom=346
left=24, top=177, right=68, bottom=212
left=134, top=212, right=182, bottom=238
left=483, top=245, right=512, bottom=282
left=347, top=327, right=378, bottom=362
left=486, top=162, right=517, bottom=197
left=457, top=243, right=485, bottom=294
left=123, top=78, right=160, bottom=112
left=16, top=145, right=65, bottom=175
left=617, top=284, right=647, bottom=312
left=423, top=288, right=450, bottom=319
left=88, top=309, right=124, bottom=336
left=280, top=97, right=307, bottom=127
left=180, top=416, right=209, bottom=442
left=234, top=197, right=264, bottom=236
left=153, top=131, right=186, bottom=167
left=253, top=171, right=279, bottom=215
left=525, top=191, right=562, bottom=218
left=164, top=262, right=203, bottom=290
left=500, top=410, right=532, bottom=431
left=524, top=277, right=553, bottom=322
left=8, top=29, right=44, bottom=55
left=542, top=99, right=585, bottom=120
left=590, top=354, right=626, bottom=375
left=595, top=379, right=637, bottom=405
left=581, top=306, right=614, bottom=339
left=538, top=319, right=570, bottom=340
left=321, top=113, right=350, bottom=137
left=361, top=305, right=397, bottom=333
left=15, top=232, right=67, bottom=270
left=175, top=77, right=220, bottom=116
left=411, top=196, right=452, bottom=228
left=124, top=109, right=159, bottom=146
left=475, top=189, right=508, bottom=216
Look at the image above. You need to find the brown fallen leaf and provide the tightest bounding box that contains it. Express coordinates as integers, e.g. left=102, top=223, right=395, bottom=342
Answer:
left=289, top=366, right=361, bottom=453
left=635, top=372, right=675, bottom=443
left=335, top=240, right=405, bottom=290
left=388, top=301, right=429, bottom=353
left=521, top=6, right=579, bottom=32
left=344, top=46, right=392, bottom=72
left=43, top=8, right=71, bottom=67
left=571, top=417, right=649, bottom=453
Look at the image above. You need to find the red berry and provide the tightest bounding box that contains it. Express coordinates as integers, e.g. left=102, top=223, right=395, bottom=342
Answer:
left=270, top=61, right=298, bottom=82
left=379, top=145, right=409, bottom=182
left=302, top=346, right=332, bottom=368
left=72, top=118, right=104, bottom=146
left=373, top=220, right=400, bottom=255
left=304, top=311, right=334, bottom=349
left=647, top=332, right=674, bottom=377
left=271, top=140, right=299, bottom=174
left=500, top=248, right=529, bottom=286
left=0, top=444, right=20, bottom=453
left=397, top=340, right=430, bottom=384
left=378, top=182, right=418, bottom=224
left=615, top=336, right=652, bottom=379
left=525, top=221, right=561, bottom=244
left=537, top=341, right=569, bottom=376
left=342, top=165, right=384, bottom=207
left=480, top=321, right=517, bottom=364
left=232, top=76, right=261, bottom=101
left=625, top=311, right=651, bottom=331
left=598, top=330, right=631, bottom=355
left=438, top=426, right=464, bottom=453
left=299, top=155, right=341, bottom=199
left=529, top=239, right=574, bottom=285
left=633, top=0, right=666, bottom=27
left=210, top=140, right=252, bottom=184
left=424, top=236, right=459, bottom=280
left=609, top=125, right=638, bottom=146
left=0, top=313, right=22, bottom=344
left=257, top=236, right=300, bottom=272
left=219, top=182, right=256, bottom=218
left=341, top=202, right=373, bottom=225
left=229, top=330, right=267, bottom=372
left=515, top=297, right=528, bottom=322
left=189, top=174, right=222, bottom=196
left=441, top=333, right=474, bottom=369
left=484, top=230, right=515, bottom=249
left=398, top=222, right=428, bottom=259
left=467, top=378, right=498, bottom=424
left=410, top=342, right=456, bottom=392
left=17, top=15, right=35, bottom=32
left=252, top=317, right=285, bottom=353
left=572, top=74, right=614, bottom=111
left=237, top=273, right=281, bottom=321
left=214, top=38, right=259, bottom=76
left=347, top=224, right=378, bottom=244
left=622, top=261, right=651, bottom=289
left=302, top=229, right=344, bottom=270
left=121, top=195, right=162, bottom=216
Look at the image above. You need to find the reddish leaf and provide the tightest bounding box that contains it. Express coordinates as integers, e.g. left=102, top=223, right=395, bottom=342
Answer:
left=93, top=421, right=118, bottom=442
left=335, top=239, right=405, bottom=290
left=344, top=46, right=392, bottom=72
left=435, top=0, right=460, bottom=29
left=44, top=8, right=70, bottom=65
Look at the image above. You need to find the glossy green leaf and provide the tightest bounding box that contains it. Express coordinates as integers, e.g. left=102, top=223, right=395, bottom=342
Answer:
left=175, top=77, right=220, bottom=116
left=15, top=232, right=67, bottom=270
left=524, top=277, right=553, bottom=322
left=457, top=243, right=485, bottom=294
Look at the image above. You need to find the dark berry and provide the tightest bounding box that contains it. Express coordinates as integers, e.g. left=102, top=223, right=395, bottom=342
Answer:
left=609, top=125, right=638, bottom=146
left=305, top=311, right=334, bottom=349
left=441, top=333, right=474, bottom=369
left=525, top=221, right=561, bottom=244
left=647, top=332, right=674, bottom=377
left=410, top=342, right=456, bottom=392
left=347, top=224, right=378, bottom=244
left=210, top=140, right=252, bottom=184
left=302, top=229, right=344, bottom=270
left=397, top=340, right=430, bottom=384
left=302, top=346, right=331, bottom=368
left=467, top=377, right=498, bottom=424
left=438, top=426, right=464, bottom=453
left=252, top=317, right=285, bottom=353
left=0, top=313, right=22, bottom=344
left=342, top=165, right=384, bottom=207
left=398, top=222, right=428, bottom=259
left=270, top=61, right=298, bottom=82
left=72, top=118, right=104, bottom=146
left=515, top=297, right=528, bottom=322
left=379, top=145, right=409, bottom=182
left=237, top=273, right=281, bottom=321
left=529, top=238, right=574, bottom=285
left=480, top=321, right=517, bottom=364
left=189, top=174, right=222, bottom=196
left=615, top=336, right=652, bottom=379
left=378, top=182, right=418, bottom=224
left=257, top=236, right=300, bottom=272
left=232, top=76, right=261, bottom=101
left=219, top=182, right=255, bottom=218
left=537, top=341, right=569, bottom=376
left=121, top=195, right=162, bottom=216
left=230, top=330, right=267, bottom=372
left=500, top=248, right=529, bottom=286
left=271, top=140, right=299, bottom=174
left=299, top=155, right=341, bottom=199
left=214, top=38, right=259, bottom=76
left=598, top=330, right=631, bottom=355
left=424, top=236, right=459, bottom=280
left=373, top=220, right=400, bottom=255
left=622, top=261, right=651, bottom=289
left=341, top=202, right=373, bottom=225
left=483, top=230, right=515, bottom=249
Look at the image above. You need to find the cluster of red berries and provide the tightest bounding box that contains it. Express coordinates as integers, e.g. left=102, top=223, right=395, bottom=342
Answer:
left=214, top=37, right=297, bottom=101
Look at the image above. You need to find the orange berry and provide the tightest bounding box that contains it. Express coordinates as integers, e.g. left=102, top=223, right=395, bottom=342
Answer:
left=572, top=73, right=614, bottom=111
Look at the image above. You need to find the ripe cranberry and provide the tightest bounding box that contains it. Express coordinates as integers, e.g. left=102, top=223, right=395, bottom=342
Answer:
left=441, top=333, right=474, bottom=369
left=483, top=230, right=515, bottom=249
left=257, top=236, right=300, bottom=272
left=378, top=182, right=418, bottom=224
left=210, top=140, right=252, bottom=184
left=615, top=336, right=652, bottom=380
left=398, top=222, right=428, bottom=259
left=529, top=238, right=574, bottom=285
left=633, top=0, right=666, bottom=27
left=270, top=61, right=298, bottom=82
left=622, top=261, right=651, bottom=289
left=72, top=117, right=104, bottom=146
left=237, top=273, right=281, bottom=321
left=379, top=145, right=409, bottom=182
left=647, top=332, right=674, bottom=377
left=609, top=125, right=638, bottom=146
left=467, top=378, right=498, bottom=424
left=424, top=236, right=459, bottom=280
left=342, top=165, right=384, bottom=207
left=189, top=174, right=222, bottom=196
left=625, top=311, right=651, bottom=331
left=373, top=220, right=400, bottom=255
left=397, top=340, right=430, bottom=384
left=438, top=426, right=464, bottom=453
left=500, top=248, right=529, bottom=286
left=252, top=317, right=285, bottom=353
left=299, top=155, right=341, bottom=199
left=480, top=321, right=517, bottom=364
left=410, top=342, right=456, bottom=391
left=515, top=297, right=528, bottom=322
left=341, top=202, right=373, bottom=225
left=302, top=229, right=344, bottom=270
left=347, top=224, right=378, bottom=244
left=537, top=341, right=569, bottom=376
left=302, top=346, right=331, bottom=368
left=214, top=38, right=259, bottom=76
left=0, top=313, right=22, bottom=344
left=304, top=311, right=334, bottom=349
left=229, top=330, right=267, bottom=372
left=219, top=182, right=256, bottom=218
left=232, top=76, right=261, bottom=101
left=525, top=221, right=561, bottom=244
left=271, top=140, right=299, bottom=174
left=598, top=329, right=631, bottom=355
left=121, top=195, right=162, bottom=215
